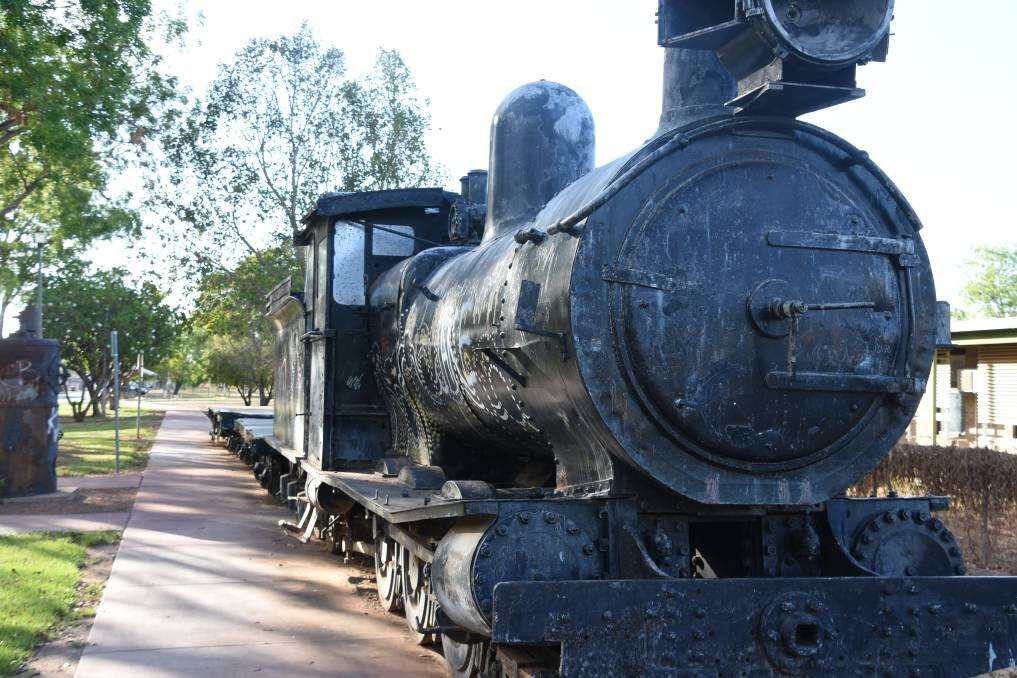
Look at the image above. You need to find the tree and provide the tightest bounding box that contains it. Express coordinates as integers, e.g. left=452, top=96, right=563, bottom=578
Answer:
left=157, top=324, right=209, bottom=396
left=152, top=24, right=440, bottom=278
left=193, top=245, right=300, bottom=406
left=204, top=332, right=274, bottom=407
left=43, top=263, right=181, bottom=420
left=0, top=1, right=185, bottom=333
left=960, top=244, right=1017, bottom=319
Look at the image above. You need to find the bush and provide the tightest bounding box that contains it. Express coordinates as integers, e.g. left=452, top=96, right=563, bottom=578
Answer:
left=855, top=444, right=1017, bottom=569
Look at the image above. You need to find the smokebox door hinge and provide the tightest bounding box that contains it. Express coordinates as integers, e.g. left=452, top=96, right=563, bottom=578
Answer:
left=766, top=372, right=923, bottom=395
left=767, top=231, right=918, bottom=268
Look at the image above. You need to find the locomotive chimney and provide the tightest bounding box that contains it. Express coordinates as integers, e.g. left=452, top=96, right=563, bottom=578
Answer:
left=656, top=0, right=893, bottom=119
left=658, top=47, right=737, bottom=135
left=483, top=81, right=595, bottom=242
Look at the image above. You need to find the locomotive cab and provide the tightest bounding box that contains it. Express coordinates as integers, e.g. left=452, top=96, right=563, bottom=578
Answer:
left=267, top=189, right=457, bottom=471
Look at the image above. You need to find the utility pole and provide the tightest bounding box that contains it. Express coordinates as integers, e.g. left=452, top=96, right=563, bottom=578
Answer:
left=111, top=331, right=120, bottom=474
left=34, top=228, right=46, bottom=335
left=136, top=352, right=143, bottom=439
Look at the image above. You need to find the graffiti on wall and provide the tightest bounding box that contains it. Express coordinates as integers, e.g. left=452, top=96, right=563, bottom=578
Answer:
left=0, top=359, right=39, bottom=403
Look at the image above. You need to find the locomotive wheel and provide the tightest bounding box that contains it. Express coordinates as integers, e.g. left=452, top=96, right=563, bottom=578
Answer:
left=442, top=635, right=500, bottom=678
left=401, top=547, right=439, bottom=645
left=374, top=537, right=403, bottom=612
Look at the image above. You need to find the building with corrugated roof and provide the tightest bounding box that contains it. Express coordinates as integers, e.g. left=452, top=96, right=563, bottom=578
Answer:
left=906, top=317, right=1017, bottom=451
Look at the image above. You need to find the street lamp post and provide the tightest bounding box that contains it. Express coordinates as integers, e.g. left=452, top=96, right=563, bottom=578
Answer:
left=33, top=228, right=46, bottom=336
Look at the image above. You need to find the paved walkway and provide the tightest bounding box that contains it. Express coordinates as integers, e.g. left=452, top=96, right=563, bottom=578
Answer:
left=0, top=512, right=130, bottom=535
left=60, top=473, right=143, bottom=491
left=75, top=409, right=446, bottom=678
left=0, top=473, right=141, bottom=535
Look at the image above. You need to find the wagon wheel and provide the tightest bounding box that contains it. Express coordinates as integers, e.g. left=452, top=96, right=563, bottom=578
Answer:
left=374, top=537, right=403, bottom=612
left=401, top=547, right=439, bottom=645
left=442, top=635, right=501, bottom=678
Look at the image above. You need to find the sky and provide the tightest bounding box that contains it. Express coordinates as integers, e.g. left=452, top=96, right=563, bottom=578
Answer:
left=6, top=0, right=1017, bottom=332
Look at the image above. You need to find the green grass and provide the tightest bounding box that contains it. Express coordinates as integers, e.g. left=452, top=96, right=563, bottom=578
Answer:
left=56, top=402, right=166, bottom=477
left=0, top=531, right=120, bottom=677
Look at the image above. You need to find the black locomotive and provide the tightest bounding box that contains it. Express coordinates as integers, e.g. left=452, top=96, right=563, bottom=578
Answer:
left=214, top=2, right=1017, bottom=675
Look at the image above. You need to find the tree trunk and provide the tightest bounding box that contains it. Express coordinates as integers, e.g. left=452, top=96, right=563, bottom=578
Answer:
left=173, top=380, right=183, bottom=396
left=86, top=380, right=104, bottom=418
left=237, top=384, right=253, bottom=406
left=64, top=376, right=89, bottom=422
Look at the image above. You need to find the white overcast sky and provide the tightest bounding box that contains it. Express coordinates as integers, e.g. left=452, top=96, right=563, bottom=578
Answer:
left=6, top=0, right=1016, bottom=333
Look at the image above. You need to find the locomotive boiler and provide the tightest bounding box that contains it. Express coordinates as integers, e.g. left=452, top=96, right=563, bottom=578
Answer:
left=232, top=1, right=1017, bottom=675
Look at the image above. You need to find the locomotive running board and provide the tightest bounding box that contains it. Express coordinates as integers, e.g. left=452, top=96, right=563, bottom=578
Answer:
left=492, top=577, right=1017, bottom=677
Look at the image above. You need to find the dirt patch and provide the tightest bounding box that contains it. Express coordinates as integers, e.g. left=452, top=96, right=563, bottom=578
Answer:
left=14, top=539, right=119, bottom=677
left=0, top=488, right=138, bottom=516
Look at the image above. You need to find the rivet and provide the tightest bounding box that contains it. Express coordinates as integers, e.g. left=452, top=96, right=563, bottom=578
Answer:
left=766, top=545, right=777, bottom=556
left=496, top=525, right=509, bottom=536
left=544, top=512, right=557, bottom=524
left=862, top=534, right=872, bottom=544
left=899, top=510, right=911, bottom=520
left=518, top=512, right=531, bottom=524
left=583, top=544, right=595, bottom=555
left=870, top=521, right=881, bottom=532
left=883, top=513, right=895, bottom=524
left=695, top=608, right=707, bottom=619
left=566, top=522, right=578, bottom=535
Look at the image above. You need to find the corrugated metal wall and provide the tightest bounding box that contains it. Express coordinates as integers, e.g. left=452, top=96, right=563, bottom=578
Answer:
left=977, top=345, right=1017, bottom=428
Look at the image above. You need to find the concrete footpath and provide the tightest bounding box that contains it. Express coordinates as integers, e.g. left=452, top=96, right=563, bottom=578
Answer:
left=0, top=474, right=142, bottom=535
left=76, top=409, right=445, bottom=678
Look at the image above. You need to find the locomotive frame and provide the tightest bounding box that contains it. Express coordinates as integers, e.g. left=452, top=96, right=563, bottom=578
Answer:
left=210, top=2, right=1017, bottom=676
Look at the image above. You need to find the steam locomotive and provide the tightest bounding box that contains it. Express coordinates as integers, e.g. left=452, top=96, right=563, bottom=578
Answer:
left=215, top=1, right=1017, bottom=675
